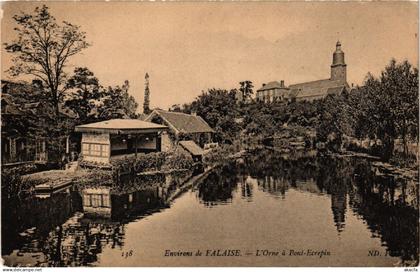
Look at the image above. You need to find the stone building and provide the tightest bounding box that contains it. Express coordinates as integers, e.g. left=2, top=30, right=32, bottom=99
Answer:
left=256, top=41, right=350, bottom=102
left=255, top=80, right=289, bottom=103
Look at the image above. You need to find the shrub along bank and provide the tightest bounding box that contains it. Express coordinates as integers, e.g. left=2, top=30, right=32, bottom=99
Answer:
left=110, top=151, right=194, bottom=175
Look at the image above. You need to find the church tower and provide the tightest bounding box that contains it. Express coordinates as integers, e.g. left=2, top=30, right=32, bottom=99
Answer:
left=331, top=41, right=347, bottom=82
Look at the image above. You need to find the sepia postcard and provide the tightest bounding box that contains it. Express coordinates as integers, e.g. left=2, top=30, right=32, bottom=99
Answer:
left=0, top=1, right=418, bottom=269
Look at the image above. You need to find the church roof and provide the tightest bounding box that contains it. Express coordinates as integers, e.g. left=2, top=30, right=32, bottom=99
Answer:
left=327, top=86, right=346, bottom=95
left=146, top=109, right=214, bottom=134
left=289, top=79, right=348, bottom=99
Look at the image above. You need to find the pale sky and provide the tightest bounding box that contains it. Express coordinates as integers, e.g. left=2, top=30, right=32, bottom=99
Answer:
left=1, top=2, right=418, bottom=111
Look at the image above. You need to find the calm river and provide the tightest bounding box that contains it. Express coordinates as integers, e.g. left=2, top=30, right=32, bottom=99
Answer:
left=2, top=149, right=418, bottom=267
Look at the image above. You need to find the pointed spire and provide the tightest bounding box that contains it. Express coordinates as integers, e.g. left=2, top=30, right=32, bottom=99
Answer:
left=332, top=41, right=345, bottom=66
left=336, top=40, right=341, bottom=50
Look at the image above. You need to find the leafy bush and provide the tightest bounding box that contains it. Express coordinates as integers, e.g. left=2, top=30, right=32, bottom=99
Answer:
left=2, top=164, right=38, bottom=199
left=389, top=152, right=418, bottom=169
left=203, top=144, right=239, bottom=167
left=111, top=151, right=194, bottom=174
left=79, top=157, right=112, bottom=169
left=71, top=169, right=115, bottom=190
left=162, top=152, right=194, bottom=171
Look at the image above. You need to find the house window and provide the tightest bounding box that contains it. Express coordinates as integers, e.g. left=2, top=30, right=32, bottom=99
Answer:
left=83, top=193, right=110, bottom=208
left=82, top=143, right=109, bottom=157
left=91, top=144, right=101, bottom=156
left=91, top=194, right=101, bottom=207
left=101, top=145, right=109, bottom=157
left=102, top=194, right=110, bottom=207
left=82, top=143, right=90, bottom=153
left=83, top=194, right=90, bottom=206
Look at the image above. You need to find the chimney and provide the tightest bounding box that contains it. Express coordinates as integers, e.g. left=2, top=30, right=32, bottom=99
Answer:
left=280, top=80, right=285, bottom=88
left=262, top=83, right=266, bottom=87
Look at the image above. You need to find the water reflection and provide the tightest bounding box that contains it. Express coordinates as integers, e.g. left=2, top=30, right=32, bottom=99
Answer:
left=2, top=149, right=418, bottom=266
left=2, top=171, right=190, bottom=267
left=195, top=149, right=418, bottom=263
left=197, top=165, right=239, bottom=206
left=350, top=167, right=419, bottom=262
left=41, top=212, right=126, bottom=266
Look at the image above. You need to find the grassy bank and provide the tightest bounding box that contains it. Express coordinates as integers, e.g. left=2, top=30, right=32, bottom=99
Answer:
left=3, top=150, right=197, bottom=199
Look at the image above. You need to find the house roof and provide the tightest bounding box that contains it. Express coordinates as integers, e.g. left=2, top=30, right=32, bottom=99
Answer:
left=2, top=103, right=24, bottom=116
left=179, top=140, right=205, bottom=156
left=19, top=101, right=77, bottom=118
left=1, top=80, right=77, bottom=118
left=1, top=94, right=14, bottom=105
left=289, top=79, right=349, bottom=99
left=1, top=80, right=40, bottom=98
left=1, top=94, right=24, bottom=115
left=58, top=104, right=78, bottom=119
left=75, top=119, right=167, bottom=134
left=146, top=109, right=214, bottom=134
left=257, top=81, right=289, bottom=92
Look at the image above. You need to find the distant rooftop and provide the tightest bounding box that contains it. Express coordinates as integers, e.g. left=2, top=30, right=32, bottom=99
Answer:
left=146, top=109, right=214, bottom=134
left=75, top=119, right=167, bottom=134
left=257, top=81, right=288, bottom=91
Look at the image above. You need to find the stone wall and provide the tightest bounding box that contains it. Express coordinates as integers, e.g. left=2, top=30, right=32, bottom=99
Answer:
left=161, top=132, right=174, bottom=152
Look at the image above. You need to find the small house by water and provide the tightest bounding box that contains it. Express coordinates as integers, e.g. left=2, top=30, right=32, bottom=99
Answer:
left=145, top=109, right=214, bottom=151
left=75, top=119, right=167, bottom=164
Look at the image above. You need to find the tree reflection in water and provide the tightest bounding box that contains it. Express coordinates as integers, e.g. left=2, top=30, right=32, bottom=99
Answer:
left=197, top=165, right=239, bottom=206
left=2, top=149, right=418, bottom=266
left=196, top=149, right=418, bottom=263
left=2, top=178, right=171, bottom=266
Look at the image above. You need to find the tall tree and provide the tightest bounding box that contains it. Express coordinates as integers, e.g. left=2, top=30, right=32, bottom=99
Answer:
left=239, top=80, right=254, bottom=100
left=317, top=92, right=354, bottom=152
left=184, top=88, right=241, bottom=142
left=98, top=80, right=138, bottom=120
left=64, top=67, right=103, bottom=124
left=4, top=5, right=89, bottom=116
left=359, top=60, right=418, bottom=159
left=143, top=73, right=151, bottom=114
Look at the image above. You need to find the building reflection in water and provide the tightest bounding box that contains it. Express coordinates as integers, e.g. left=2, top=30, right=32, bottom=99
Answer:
left=2, top=150, right=418, bottom=266
left=47, top=180, right=170, bottom=266
left=2, top=171, right=180, bottom=267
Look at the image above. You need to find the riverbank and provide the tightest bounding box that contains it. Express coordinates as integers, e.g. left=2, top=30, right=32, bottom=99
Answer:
left=6, top=145, right=244, bottom=199
left=6, top=141, right=417, bottom=203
